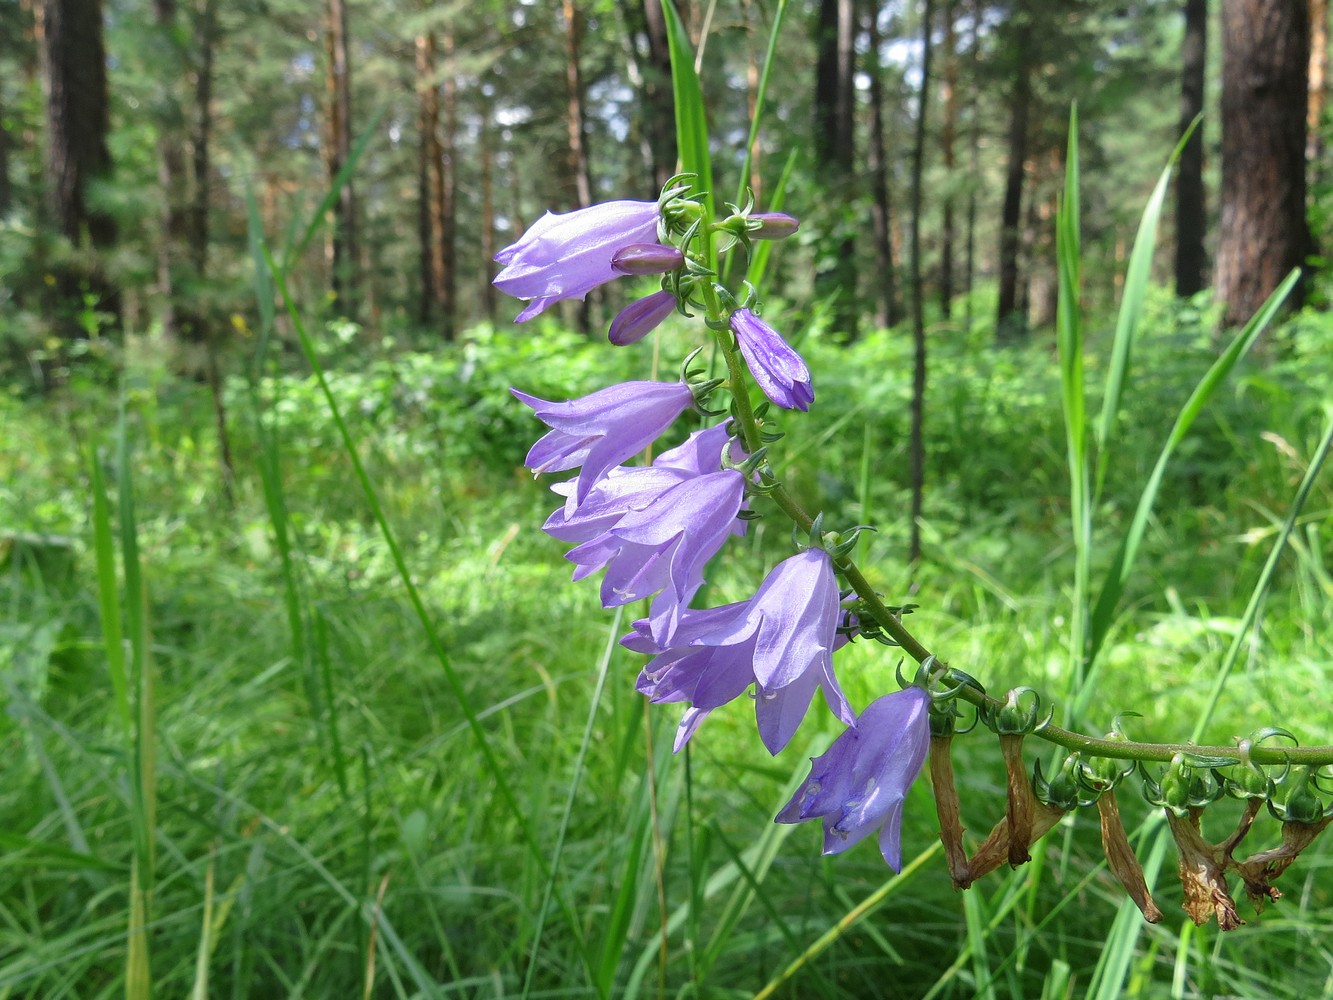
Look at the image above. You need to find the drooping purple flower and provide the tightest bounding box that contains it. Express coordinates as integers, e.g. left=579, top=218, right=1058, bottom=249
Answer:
left=610, top=244, right=684, bottom=276
left=624, top=548, right=854, bottom=753
left=494, top=200, right=659, bottom=322
left=776, top=686, right=931, bottom=872
left=729, top=309, right=814, bottom=411
left=512, top=380, right=694, bottom=504
left=565, top=468, right=745, bottom=641
left=653, top=423, right=740, bottom=477
left=543, top=465, right=691, bottom=543
left=609, top=290, right=677, bottom=346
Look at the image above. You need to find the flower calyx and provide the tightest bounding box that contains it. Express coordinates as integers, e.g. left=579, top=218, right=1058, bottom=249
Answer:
left=1269, top=766, right=1333, bottom=824
left=1141, top=752, right=1225, bottom=817
left=1034, top=754, right=1100, bottom=810
left=1226, top=730, right=1294, bottom=802
left=982, top=687, right=1049, bottom=737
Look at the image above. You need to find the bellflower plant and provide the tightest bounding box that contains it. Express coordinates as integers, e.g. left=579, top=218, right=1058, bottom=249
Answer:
left=494, top=200, right=661, bottom=321
left=777, top=686, right=932, bottom=872
left=729, top=308, right=814, bottom=411
left=497, top=147, right=1333, bottom=923
left=511, top=380, right=698, bottom=505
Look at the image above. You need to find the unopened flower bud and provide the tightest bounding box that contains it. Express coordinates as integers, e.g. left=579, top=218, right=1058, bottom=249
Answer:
left=608, top=290, right=677, bottom=346
left=611, top=243, right=685, bottom=276
left=748, top=212, right=800, bottom=240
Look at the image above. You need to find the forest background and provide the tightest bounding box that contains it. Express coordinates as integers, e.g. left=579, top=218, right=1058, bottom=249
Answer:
left=1, top=0, right=1332, bottom=997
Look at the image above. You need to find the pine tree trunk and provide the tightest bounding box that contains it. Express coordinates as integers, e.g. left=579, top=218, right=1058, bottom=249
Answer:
left=813, top=0, right=858, bottom=340
left=480, top=85, right=497, bottom=324
left=562, top=0, right=593, bottom=332
left=189, top=0, right=215, bottom=276
left=963, top=0, right=982, bottom=329
left=1175, top=0, right=1208, bottom=297
left=36, top=0, right=120, bottom=334
left=908, top=0, right=934, bottom=568
left=939, top=0, right=957, bottom=318
left=1215, top=0, right=1311, bottom=327
left=1309, top=0, right=1328, bottom=185
left=415, top=27, right=441, bottom=325
left=640, top=0, right=676, bottom=191
left=439, top=27, right=458, bottom=340
left=996, top=15, right=1033, bottom=342
left=323, top=0, right=356, bottom=316
left=864, top=1, right=899, bottom=329
left=153, top=0, right=188, bottom=342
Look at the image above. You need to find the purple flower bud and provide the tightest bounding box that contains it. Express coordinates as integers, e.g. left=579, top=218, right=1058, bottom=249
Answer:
left=610, top=243, right=685, bottom=276
left=609, top=290, right=677, bottom=346
left=776, top=686, right=931, bottom=872
left=624, top=548, right=854, bottom=754
left=729, top=308, right=814, bottom=411
left=512, top=380, right=694, bottom=504
left=749, top=212, right=800, bottom=240
left=494, top=200, right=660, bottom=322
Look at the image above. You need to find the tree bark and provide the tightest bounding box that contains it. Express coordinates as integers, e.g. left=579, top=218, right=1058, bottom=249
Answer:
left=189, top=0, right=216, bottom=277
left=1310, top=0, right=1328, bottom=185
left=864, top=1, right=899, bottom=329
left=323, top=0, right=357, bottom=315
left=940, top=0, right=957, bottom=318
left=415, top=27, right=442, bottom=325
left=640, top=0, right=677, bottom=191
left=1175, top=0, right=1208, bottom=297
left=813, top=0, right=858, bottom=340
left=1215, top=0, right=1311, bottom=327
left=153, top=0, right=188, bottom=342
left=963, top=0, right=982, bottom=329
left=439, top=26, right=458, bottom=340
left=480, top=82, right=498, bottom=324
left=36, top=0, right=120, bottom=332
left=562, top=0, right=594, bottom=332
left=996, top=13, right=1033, bottom=342
left=908, top=0, right=934, bottom=568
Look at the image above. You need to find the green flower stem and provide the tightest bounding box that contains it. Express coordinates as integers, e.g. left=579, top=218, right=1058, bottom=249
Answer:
left=708, top=323, right=1333, bottom=769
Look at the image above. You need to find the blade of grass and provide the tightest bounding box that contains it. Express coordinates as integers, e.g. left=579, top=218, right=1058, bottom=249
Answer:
left=660, top=0, right=716, bottom=270
left=1085, top=268, right=1301, bottom=667
left=89, top=445, right=130, bottom=737
left=1055, top=107, right=1091, bottom=712
left=1093, top=119, right=1201, bottom=501
left=259, top=244, right=588, bottom=980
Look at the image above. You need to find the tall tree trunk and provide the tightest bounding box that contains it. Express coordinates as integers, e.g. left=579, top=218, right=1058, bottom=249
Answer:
left=415, top=27, right=442, bottom=325
left=1215, top=0, right=1311, bottom=327
left=813, top=0, right=858, bottom=340
left=864, top=1, right=899, bottom=329
left=153, top=0, right=188, bottom=343
left=1310, top=0, right=1328, bottom=185
left=36, top=0, right=120, bottom=334
left=963, top=0, right=982, bottom=330
left=939, top=0, right=957, bottom=318
left=640, top=0, right=676, bottom=191
left=189, top=0, right=215, bottom=276
left=996, top=14, right=1033, bottom=342
left=323, top=0, right=356, bottom=315
left=439, top=26, right=458, bottom=340
left=480, top=83, right=498, bottom=324
left=908, top=0, right=935, bottom=568
left=562, top=0, right=594, bottom=332
left=1175, top=0, right=1208, bottom=297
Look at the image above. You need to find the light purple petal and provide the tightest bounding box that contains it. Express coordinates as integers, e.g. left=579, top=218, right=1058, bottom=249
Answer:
left=494, top=200, right=659, bottom=320
left=730, top=308, right=814, bottom=411
left=609, top=290, right=678, bottom=346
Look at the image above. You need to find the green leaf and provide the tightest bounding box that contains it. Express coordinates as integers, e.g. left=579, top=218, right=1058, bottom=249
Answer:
left=659, top=0, right=716, bottom=269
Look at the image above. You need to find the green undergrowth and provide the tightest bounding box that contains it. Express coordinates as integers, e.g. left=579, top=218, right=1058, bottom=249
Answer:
left=1, top=299, right=1330, bottom=998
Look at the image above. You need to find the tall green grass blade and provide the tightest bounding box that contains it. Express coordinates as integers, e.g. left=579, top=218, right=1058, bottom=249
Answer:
left=114, top=404, right=157, bottom=1000
left=747, top=148, right=799, bottom=294
left=1085, top=822, right=1169, bottom=1000
left=660, top=0, right=716, bottom=268
left=1087, top=268, right=1301, bottom=662
left=88, top=445, right=130, bottom=737
left=751, top=842, right=940, bottom=999
left=258, top=244, right=587, bottom=978
left=284, top=105, right=386, bottom=268
left=731, top=0, right=789, bottom=209
left=1055, top=107, right=1091, bottom=706
left=1094, top=119, right=1201, bottom=500
left=1192, top=406, right=1333, bottom=739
